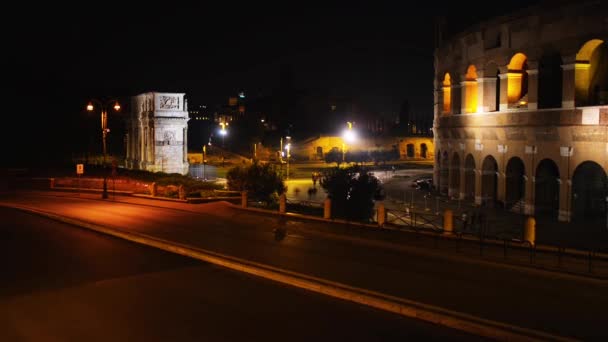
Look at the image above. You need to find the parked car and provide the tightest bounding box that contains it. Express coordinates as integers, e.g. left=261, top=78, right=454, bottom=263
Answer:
left=411, top=178, right=433, bottom=190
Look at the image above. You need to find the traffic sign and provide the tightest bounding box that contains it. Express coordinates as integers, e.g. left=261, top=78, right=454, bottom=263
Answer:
left=76, top=164, right=84, bottom=175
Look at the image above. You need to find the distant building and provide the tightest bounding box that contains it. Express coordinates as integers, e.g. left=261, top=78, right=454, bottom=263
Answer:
left=125, top=92, right=190, bottom=175
left=292, top=135, right=434, bottom=161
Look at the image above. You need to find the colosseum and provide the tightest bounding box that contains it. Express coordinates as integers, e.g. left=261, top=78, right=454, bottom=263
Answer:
left=433, top=1, right=608, bottom=227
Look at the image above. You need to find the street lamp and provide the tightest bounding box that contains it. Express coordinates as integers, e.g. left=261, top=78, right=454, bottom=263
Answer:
left=219, top=122, right=228, bottom=147
left=285, top=141, right=291, bottom=180
left=342, top=121, right=356, bottom=163
left=86, top=99, right=121, bottom=199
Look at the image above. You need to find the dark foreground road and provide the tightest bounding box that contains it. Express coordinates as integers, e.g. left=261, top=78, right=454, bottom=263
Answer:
left=0, top=207, right=477, bottom=341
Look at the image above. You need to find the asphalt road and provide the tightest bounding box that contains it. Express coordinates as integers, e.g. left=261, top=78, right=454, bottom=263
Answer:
left=3, top=192, right=608, bottom=340
left=0, top=207, right=476, bottom=341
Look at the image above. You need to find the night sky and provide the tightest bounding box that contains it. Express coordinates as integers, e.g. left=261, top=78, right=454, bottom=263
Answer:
left=6, top=1, right=542, bottom=167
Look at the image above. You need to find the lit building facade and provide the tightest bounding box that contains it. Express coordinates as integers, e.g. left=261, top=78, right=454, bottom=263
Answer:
left=433, top=1, right=608, bottom=223
left=125, top=92, right=190, bottom=175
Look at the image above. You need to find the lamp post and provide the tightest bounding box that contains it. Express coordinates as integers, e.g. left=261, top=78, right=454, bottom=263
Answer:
left=285, top=140, right=291, bottom=180
left=342, top=121, right=356, bottom=164
left=219, top=122, right=228, bottom=147
left=87, top=99, right=121, bottom=199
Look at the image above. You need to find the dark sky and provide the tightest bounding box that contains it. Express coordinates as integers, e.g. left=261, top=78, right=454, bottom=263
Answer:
left=5, top=1, right=542, bottom=166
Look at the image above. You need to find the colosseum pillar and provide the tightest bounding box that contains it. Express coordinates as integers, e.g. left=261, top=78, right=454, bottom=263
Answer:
left=558, top=178, right=571, bottom=222
left=459, top=166, right=466, bottom=200
left=526, top=69, right=539, bottom=110
left=474, top=168, right=483, bottom=205
left=478, top=77, right=497, bottom=112
left=498, top=73, right=509, bottom=111
left=561, top=61, right=576, bottom=109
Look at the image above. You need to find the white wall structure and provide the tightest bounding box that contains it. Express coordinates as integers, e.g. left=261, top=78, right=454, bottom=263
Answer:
left=125, top=92, right=189, bottom=175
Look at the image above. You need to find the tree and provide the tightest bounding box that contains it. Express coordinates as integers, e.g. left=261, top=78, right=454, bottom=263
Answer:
left=320, top=166, right=384, bottom=222
left=324, top=147, right=343, bottom=166
left=227, top=162, right=286, bottom=204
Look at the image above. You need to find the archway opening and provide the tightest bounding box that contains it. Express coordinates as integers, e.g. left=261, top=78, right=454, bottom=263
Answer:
left=575, top=39, right=608, bottom=106
left=534, top=159, right=560, bottom=218
left=406, top=144, right=415, bottom=158
left=572, top=161, right=607, bottom=227
left=421, top=144, right=428, bottom=159
left=464, top=65, right=478, bottom=113
left=538, top=52, right=563, bottom=108
left=507, top=53, right=529, bottom=108
left=464, top=154, right=476, bottom=200
left=450, top=152, right=460, bottom=196
left=506, top=157, right=525, bottom=211
left=316, top=146, right=323, bottom=159
left=440, top=151, right=449, bottom=195
left=442, top=73, right=451, bottom=114
left=481, top=155, right=498, bottom=207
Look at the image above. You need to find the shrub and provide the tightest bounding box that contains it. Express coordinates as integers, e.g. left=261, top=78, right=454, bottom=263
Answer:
left=320, top=166, right=384, bottom=222
left=226, top=162, right=286, bottom=204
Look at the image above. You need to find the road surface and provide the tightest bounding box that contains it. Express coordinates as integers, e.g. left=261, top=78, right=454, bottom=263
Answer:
left=0, top=207, right=476, bottom=341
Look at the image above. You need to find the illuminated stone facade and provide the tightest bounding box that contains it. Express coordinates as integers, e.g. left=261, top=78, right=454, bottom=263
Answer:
left=125, top=92, right=189, bottom=175
left=433, top=1, right=608, bottom=223
left=294, top=135, right=434, bottom=161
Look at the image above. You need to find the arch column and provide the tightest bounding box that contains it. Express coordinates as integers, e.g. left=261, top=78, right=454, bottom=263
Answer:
left=497, top=146, right=507, bottom=207
left=526, top=69, right=539, bottom=110
left=475, top=169, right=482, bottom=205
left=558, top=178, right=571, bottom=222
left=478, top=77, right=497, bottom=112
left=498, top=73, right=509, bottom=111
left=561, top=58, right=576, bottom=109
left=437, top=88, right=445, bottom=116
left=459, top=166, right=466, bottom=200
left=523, top=145, right=536, bottom=215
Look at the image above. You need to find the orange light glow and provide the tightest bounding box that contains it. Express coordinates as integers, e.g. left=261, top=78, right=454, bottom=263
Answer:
left=87, top=103, right=94, bottom=111
left=464, top=66, right=478, bottom=113
left=442, top=73, right=451, bottom=114
left=113, top=102, right=121, bottom=111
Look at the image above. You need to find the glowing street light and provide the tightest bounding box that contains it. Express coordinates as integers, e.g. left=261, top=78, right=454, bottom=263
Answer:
left=86, top=99, right=121, bottom=199
left=219, top=122, right=228, bottom=147
left=342, top=121, right=356, bottom=163
left=285, top=141, right=291, bottom=180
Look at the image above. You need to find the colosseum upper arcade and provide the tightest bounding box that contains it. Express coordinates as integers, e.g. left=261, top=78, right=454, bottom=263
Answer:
left=433, top=1, right=608, bottom=224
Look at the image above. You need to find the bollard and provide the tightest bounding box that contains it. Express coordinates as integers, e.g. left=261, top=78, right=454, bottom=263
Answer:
left=279, top=194, right=286, bottom=214
left=323, top=198, right=331, bottom=219
left=49, top=178, right=55, bottom=189
left=178, top=185, right=186, bottom=200
left=150, top=182, right=157, bottom=197
left=241, top=191, right=248, bottom=208
left=377, top=202, right=386, bottom=227
left=443, top=209, right=453, bottom=234
left=524, top=216, right=536, bottom=246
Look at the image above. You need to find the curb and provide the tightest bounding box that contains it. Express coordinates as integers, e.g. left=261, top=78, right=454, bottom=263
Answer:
left=1, top=203, right=577, bottom=342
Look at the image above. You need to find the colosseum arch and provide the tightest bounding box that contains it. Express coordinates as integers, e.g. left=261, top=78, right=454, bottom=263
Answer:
left=534, top=159, right=560, bottom=218
left=442, top=73, right=452, bottom=114
left=575, top=39, right=608, bottom=106
left=463, top=65, right=478, bottom=113
left=505, top=157, right=526, bottom=211
left=481, top=155, right=498, bottom=207
left=450, top=152, right=460, bottom=196
left=440, top=151, right=449, bottom=194
left=507, top=53, right=529, bottom=107
left=485, top=61, right=500, bottom=112
left=538, top=51, right=563, bottom=109
left=464, top=154, right=476, bottom=200
left=571, top=161, right=608, bottom=225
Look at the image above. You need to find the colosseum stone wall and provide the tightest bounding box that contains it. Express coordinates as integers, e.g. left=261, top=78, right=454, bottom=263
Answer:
left=433, top=1, right=608, bottom=224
